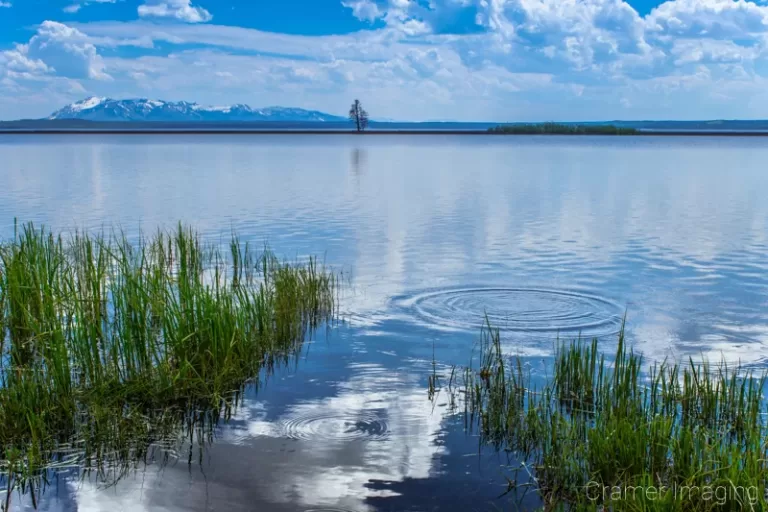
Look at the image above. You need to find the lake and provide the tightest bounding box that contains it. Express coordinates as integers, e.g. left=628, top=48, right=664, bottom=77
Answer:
left=1, top=134, right=768, bottom=511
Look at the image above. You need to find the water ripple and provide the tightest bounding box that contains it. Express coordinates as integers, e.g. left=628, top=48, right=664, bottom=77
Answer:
left=394, top=287, right=625, bottom=337
left=279, top=411, right=390, bottom=442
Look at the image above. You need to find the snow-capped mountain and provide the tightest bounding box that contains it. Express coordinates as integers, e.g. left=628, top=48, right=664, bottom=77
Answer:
left=48, top=97, right=347, bottom=122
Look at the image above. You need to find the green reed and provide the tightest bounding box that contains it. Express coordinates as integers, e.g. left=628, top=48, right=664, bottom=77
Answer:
left=460, top=319, right=768, bottom=510
left=0, top=222, right=337, bottom=506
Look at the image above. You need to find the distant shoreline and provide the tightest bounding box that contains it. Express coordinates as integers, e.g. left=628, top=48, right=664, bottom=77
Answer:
left=4, top=129, right=768, bottom=136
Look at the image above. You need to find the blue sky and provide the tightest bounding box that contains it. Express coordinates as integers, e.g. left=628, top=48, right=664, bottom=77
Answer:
left=1, top=0, right=768, bottom=121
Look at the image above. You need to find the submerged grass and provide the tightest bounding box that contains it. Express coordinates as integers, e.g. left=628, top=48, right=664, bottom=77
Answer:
left=0, top=221, right=337, bottom=508
left=461, top=319, right=768, bottom=510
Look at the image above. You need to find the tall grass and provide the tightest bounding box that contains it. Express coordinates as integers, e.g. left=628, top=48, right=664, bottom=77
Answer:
left=0, top=222, right=337, bottom=507
left=461, top=319, right=768, bottom=510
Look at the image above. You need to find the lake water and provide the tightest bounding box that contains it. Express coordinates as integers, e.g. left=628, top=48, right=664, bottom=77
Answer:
left=2, top=134, right=768, bottom=511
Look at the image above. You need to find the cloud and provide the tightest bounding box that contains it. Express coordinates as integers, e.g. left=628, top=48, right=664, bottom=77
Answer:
left=0, top=2, right=11, bottom=7
left=138, top=0, right=212, bottom=23
left=72, top=21, right=400, bottom=61
left=63, top=0, right=116, bottom=14
left=1, top=21, right=110, bottom=81
left=342, top=0, right=383, bottom=22
left=646, top=0, right=768, bottom=39
left=670, top=38, right=760, bottom=65
left=342, top=0, right=432, bottom=35
left=338, top=0, right=654, bottom=71
left=0, top=49, right=50, bottom=77
left=471, top=0, right=653, bottom=72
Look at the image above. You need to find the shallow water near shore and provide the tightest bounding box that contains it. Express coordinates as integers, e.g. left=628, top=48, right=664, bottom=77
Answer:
left=2, top=134, right=768, bottom=511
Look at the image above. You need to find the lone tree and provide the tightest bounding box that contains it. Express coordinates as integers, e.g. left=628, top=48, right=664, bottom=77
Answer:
left=349, top=99, right=369, bottom=132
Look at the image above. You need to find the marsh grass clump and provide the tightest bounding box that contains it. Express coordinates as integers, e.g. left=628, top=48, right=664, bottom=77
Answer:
left=0, top=222, right=337, bottom=507
left=488, top=123, right=639, bottom=135
left=462, top=319, right=768, bottom=511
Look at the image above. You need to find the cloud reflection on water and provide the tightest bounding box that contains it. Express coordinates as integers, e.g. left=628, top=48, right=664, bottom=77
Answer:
left=19, top=361, right=454, bottom=512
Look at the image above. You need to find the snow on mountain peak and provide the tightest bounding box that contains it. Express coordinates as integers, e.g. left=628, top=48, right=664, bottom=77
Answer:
left=70, top=97, right=107, bottom=112
left=199, top=105, right=232, bottom=113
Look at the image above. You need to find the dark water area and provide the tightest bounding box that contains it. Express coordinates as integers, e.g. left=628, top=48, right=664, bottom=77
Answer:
left=1, top=134, right=768, bottom=511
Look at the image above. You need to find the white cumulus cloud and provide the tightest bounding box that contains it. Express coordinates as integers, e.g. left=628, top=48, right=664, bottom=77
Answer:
left=1, top=21, right=110, bottom=81
left=138, top=0, right=212, bottom=23
left=342, top=0, right=432, bottom=34
left=646, top=0, right=768, bottom=39
left=342, top=0, right=383, bottom=22
left=0, top=49, right=50, bottom=77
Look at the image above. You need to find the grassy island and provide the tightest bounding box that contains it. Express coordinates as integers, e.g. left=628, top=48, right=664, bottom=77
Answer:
left=489, top=122, right=638, bottom=135
left=0, top=222, right=337, bottom=506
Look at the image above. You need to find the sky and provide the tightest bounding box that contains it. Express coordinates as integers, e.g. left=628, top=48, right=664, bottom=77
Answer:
left=1, top=0, right=768, bottom=121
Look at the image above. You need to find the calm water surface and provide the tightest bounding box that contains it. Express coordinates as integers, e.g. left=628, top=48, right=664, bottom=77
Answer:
left=1, top=134, right=768, bottom=511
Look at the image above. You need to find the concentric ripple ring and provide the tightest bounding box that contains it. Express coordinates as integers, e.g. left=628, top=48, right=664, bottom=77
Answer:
left=396, top=287, right=624, bottom=337
left=279, top=411, right=389, bottom=442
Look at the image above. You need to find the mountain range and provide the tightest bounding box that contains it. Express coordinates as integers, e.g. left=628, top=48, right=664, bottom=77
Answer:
left=48, top=97, right=348, bottom=122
